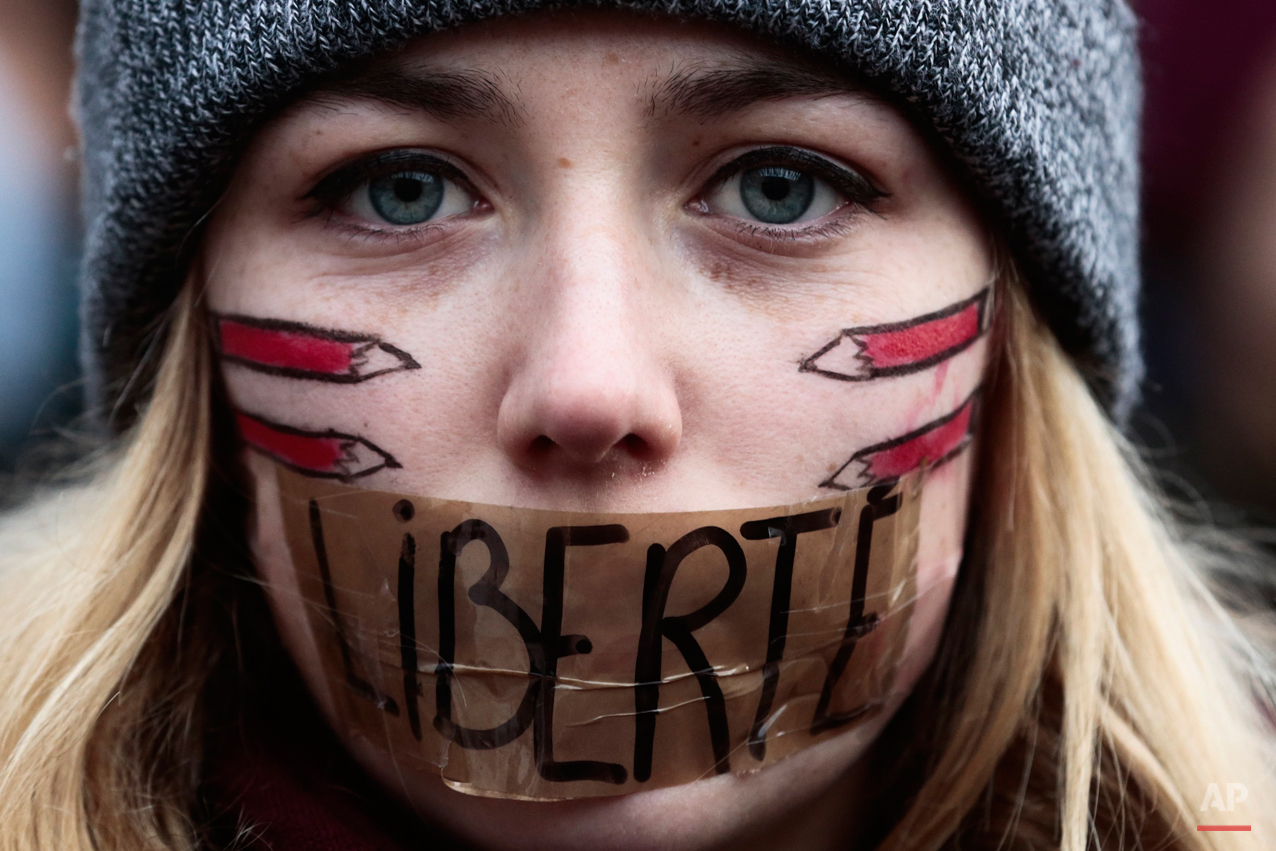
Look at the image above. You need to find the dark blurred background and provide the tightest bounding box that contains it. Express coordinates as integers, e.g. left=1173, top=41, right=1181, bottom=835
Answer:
left=0, top=0, right=80, bottom=473
left=3, top=0, right=1276, bottom=530
left=1138, top=0, right=1276, bottom=534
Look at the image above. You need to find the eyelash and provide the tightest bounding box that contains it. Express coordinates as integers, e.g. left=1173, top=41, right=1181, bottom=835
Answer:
left=695, top=145, right=885, bottom=240
left=305, top=149, right=480, bottom=240
left=304, top=145, right=884, bottom=245
left=709, top=146, right=882, bottom=205
left=728, top=215, right=859, bottom=245
left=309, top=150, right=471, bottom=204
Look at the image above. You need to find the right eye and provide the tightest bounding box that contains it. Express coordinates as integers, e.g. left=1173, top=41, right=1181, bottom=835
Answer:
left=309, top=151, right=481, bottom=228
left=347, top=169, right=475, bottom=226
left=707, top=164, right=842, bottom=226
left=691, top=145, right=886, bottom=239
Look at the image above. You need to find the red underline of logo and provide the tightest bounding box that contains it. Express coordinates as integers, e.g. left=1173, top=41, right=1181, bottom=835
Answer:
left=1197, top=825, right=1252, bottom=831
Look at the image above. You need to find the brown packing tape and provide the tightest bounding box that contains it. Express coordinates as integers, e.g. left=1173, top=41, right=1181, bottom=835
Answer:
left=276, top=462, right=922, bottom=800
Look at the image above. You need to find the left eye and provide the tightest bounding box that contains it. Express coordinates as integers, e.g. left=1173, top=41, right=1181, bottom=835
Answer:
left=705, top=163, right=846, bottom=226
left=345, top=169, right=475, bottom=226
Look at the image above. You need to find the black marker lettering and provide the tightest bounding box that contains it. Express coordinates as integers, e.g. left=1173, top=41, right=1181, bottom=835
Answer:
left=308, top=499, right=399, bottom=715
left=633, top=527, right=747, bottom=782
left=809, top=484, right=900, bottom=735
left=435, top=520, right=538, bottom=750
left=398, top=532, right=422, bottom=740
left=536, top=526, right=629, bottom=785
left=739, top=508, right=841, bottom=760
left=435, top=520, right=629, bottom=785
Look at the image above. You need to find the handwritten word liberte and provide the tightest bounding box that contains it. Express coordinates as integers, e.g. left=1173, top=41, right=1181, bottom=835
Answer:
left=307, top=483, right=905, bottom=787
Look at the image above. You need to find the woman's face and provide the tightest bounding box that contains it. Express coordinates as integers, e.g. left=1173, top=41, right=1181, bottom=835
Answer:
left=204, top=12, right=992, bottom=851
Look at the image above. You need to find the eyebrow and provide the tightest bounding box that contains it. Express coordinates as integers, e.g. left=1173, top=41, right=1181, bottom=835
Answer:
left=311, top=65, right=523, bottom=126
left=647, top=59, right=868, bottom=119
left=303, top=56, right=863, bottom=126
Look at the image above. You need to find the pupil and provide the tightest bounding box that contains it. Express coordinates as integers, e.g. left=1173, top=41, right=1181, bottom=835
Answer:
left=368, top=171, right=444, bottom=225
left=394, top=177, right=424, bottom=203
left=740, top=166, right=815, bottom=224
left=761, top=176, right=791, bottom=201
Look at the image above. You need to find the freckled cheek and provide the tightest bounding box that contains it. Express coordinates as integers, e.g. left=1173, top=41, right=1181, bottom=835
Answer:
left=916, top=449, right=974, bottom=587
left=888, top=448, right=975, bottom=697
left=210, top=276, right=524, bottom=499
left=204, top=220, right=517, bottom=450
left=218, top=348, right=506, bottom=488
left=694, top=336, right=987, bottom=501
left=242, top=449, right=341, bottom=722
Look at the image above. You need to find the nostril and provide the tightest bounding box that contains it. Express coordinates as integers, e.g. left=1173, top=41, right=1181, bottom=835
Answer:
left=620, top=433, right=650, bottom=458
left=529, top=434, right=556, bottom=458
left=523, top=432, right=655, bottom=465
left=497, top=365, right=682, bottom=471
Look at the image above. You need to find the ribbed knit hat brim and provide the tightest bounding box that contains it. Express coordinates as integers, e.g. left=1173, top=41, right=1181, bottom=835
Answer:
left=75, top=0, right=1142, bottom=428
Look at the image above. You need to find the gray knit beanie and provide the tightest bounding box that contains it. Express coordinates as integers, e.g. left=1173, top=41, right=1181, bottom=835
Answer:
left=75, top=0, right=1142, bottom=428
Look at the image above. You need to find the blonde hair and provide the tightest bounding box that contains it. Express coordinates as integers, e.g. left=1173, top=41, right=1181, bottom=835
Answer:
left=0, top=269, right=1271, bottom=850
left=0, top=285, right=213, bottom=849
left=880, top=272, right=1276, bottom=849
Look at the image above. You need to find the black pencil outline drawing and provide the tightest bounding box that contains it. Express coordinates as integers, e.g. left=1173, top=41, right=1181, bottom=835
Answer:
left=800, top=288, right=991, bottom=383
left=236, top=410, right=402, bottom=481
left=214, top=313, right=421, bottom=383
left=820, top=388, right=982, bottom=490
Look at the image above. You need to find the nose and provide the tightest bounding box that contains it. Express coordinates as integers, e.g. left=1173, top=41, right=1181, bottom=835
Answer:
left=496, top=234, right=682, bottom=474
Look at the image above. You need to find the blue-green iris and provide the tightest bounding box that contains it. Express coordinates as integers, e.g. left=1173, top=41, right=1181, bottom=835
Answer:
left=368, top=172, right=444, bottom=225
left=739, top=166, right=815, bottom=224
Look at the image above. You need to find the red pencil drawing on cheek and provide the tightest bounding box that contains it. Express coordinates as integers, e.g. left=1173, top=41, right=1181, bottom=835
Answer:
left=214, top=314, right=414, bottom=476
left=800, top=288, right=991, bottom=382
left=214, top=314, right=420, bottom=382
left=235, top=412, right=401, bottom=481
left=820, top=390, right=980, bottom=490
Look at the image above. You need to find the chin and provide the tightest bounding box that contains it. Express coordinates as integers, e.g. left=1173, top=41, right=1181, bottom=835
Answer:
left=339, top=695, right=896, bottom=851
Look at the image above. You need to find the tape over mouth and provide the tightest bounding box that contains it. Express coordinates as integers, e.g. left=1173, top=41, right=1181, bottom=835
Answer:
left=276, top=463, right=922, bottom=800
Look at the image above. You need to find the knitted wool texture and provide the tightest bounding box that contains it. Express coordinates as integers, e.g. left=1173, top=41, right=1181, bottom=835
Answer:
left=76, top=0, right=1142, bottom=426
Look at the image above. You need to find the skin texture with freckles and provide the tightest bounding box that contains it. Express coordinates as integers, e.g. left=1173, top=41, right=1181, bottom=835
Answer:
left=203, top=11, right=992, bottom=851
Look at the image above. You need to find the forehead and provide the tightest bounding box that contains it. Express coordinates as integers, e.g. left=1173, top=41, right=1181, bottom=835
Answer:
left=298, top=11, right=877, bottom=124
